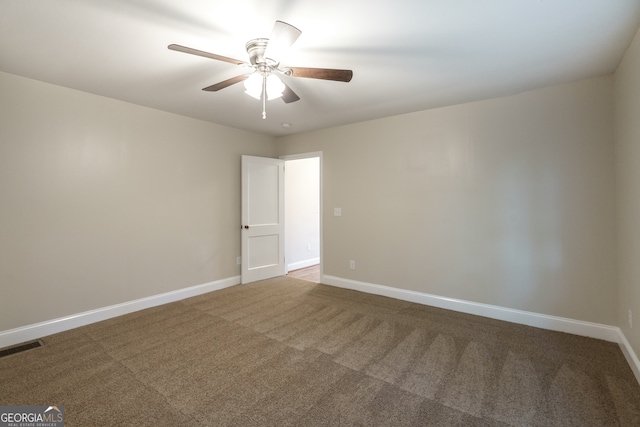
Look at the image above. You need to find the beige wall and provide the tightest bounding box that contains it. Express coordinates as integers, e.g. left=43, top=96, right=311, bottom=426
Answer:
left=277, top=76, right=617, bottom=325
left=0, top=66, right=626, bottom=338
left=0, top=71, right=275, bottom=331
left=615, top=27, right=640, bottom=357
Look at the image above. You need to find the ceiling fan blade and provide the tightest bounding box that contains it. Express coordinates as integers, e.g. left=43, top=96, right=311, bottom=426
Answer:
left=202, top=74, right=250, bottom=92
left=264, top=21, right=302, bottom=64
left=168, top=44, right=247, bottom=66
left=281, top=83, right=300, bottom=103
left=288, top=67, right=353, bottom=82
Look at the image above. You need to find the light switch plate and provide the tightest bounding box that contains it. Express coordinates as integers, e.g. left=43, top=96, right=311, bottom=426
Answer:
left=334, top=207, right=342, bottom=216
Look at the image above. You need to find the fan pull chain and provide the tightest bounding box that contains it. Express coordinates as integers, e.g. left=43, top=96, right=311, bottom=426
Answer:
left=262, top=75, right=267, bottom=119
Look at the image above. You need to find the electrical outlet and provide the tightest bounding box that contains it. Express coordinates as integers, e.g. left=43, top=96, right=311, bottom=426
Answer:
left=629, top=309, right=633, bottom=329
left=349, top=260, right=356, bottom=270
left=237, top=256, right=241, bottom=265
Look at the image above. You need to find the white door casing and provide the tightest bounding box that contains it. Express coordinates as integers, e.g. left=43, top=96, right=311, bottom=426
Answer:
left=241, top=155, right=285, bottom=284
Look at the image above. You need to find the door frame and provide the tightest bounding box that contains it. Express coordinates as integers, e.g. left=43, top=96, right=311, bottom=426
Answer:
left=280, top=151, right=323, bottom=282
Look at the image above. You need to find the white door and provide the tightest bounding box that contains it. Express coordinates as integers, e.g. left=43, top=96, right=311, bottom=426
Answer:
left=241, top=155, right=285, bottom=284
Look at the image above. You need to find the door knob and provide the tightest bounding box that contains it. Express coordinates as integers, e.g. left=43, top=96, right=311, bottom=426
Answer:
left=244, top=225, right=249, bottom=229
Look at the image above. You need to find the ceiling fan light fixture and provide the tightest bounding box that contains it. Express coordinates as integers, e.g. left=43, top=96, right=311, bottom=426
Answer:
left=243, top=73, right=263, bottom=99
left=266, top=74, right=285, bottom=100
left=244, top=72, right=284, bottom=101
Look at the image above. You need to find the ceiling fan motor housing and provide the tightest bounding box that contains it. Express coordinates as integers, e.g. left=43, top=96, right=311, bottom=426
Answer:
left=246, top=38, right=277, bottom=67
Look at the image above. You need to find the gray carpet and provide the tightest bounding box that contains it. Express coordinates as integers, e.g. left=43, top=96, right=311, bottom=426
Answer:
left=1, top=276, right=639, bottom=426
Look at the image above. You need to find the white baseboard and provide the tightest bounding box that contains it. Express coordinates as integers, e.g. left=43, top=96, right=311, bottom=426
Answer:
left=323, top=275, right=621, bottom=341
left=288, top=257, right=320, bottom=272
left=618, top=330, right=640, bottom=385
left=0, top=276, right=240, bottom=349
left=4, top=272, right=639, bottom=386
left=322, top=275, right=640, bottom=383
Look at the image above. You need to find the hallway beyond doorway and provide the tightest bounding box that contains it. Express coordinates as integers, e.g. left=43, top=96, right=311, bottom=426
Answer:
left=287, top=264, right=320, bottom=283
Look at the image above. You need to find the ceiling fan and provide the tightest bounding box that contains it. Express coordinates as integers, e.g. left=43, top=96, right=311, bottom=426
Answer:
left=168, top=20, right=353, bottom=119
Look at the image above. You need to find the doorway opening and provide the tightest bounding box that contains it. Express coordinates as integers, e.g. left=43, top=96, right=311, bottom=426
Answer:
left=282, top=152, right=322, bottom=283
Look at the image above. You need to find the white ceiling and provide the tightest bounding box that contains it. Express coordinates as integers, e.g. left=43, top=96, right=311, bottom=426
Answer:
left=2, top=1, right=640, bottom=137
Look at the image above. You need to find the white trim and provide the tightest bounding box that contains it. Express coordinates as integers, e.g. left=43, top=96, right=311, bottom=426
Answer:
left=279, top=151, right=323, bottom=161
left=618, top=330, right=640, bottom=385
left=323, top=275, right=640, bottom=384
left=321, top=275, right=621, bottom=342
left=0, top=276, right=240, bottom=349
left=288, top=257, right=320, bottom=272
left=4, top=272, right=638, bottom=386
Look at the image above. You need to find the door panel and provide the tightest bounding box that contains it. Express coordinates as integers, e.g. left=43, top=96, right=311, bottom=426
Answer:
left=241, top=155, right=285, bottom=284
left=248, top=235, right=280, bottom=267
left=248, top=162, right=280, bottom=225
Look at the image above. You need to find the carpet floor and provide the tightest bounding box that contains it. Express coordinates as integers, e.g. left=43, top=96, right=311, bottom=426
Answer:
left=1, top=276, right=639, bottom=426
